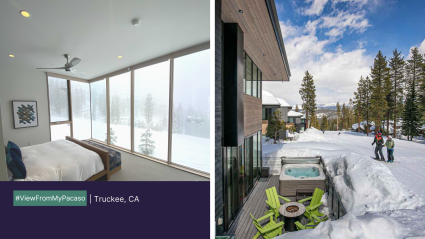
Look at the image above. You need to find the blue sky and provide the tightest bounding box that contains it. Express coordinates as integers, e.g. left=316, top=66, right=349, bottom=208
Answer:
left=262, top=0, right=425, bottom=105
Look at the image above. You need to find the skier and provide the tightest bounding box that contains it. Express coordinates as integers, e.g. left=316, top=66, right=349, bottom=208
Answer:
left=372, top=131, right=385, bottom=161
left=385, top=135, right=395, bottom=163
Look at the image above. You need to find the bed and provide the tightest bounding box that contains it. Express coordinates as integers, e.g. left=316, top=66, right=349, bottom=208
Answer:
left=14, top=137, right=114, bottom=181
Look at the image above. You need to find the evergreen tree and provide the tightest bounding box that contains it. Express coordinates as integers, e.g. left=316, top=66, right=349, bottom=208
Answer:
left=105, top=128, right=117, bottom=145
left=370, top=50, right=390, bottom=132
left=362, top=76, right=373, bottom=135
left=417, top=51, right=425, bottom=120
left=310, top=113, right=320, bottom=129
left=266, top=109, right=285, bottom=143
left=336, top=102, right=341, bottom=131
left=354, top=76, right=366, bottom=132
left=402, top=47, right=423, bottom=140
left=320, top=115, right=328, bottom=131
left=299, top=71, right=317, bottom=128
left=389, top=49, right=405, bottom=137
left=295, top=105, right=299, bottom=112
left=144, top=93, right=155, bottom=127
left=138, top=127, right=155, bottom=155
left=172, top=104, right=184, bottom=133
left=342, top=103, right=347, bottom=130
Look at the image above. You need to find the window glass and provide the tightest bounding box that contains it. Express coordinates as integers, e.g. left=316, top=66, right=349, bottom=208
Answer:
left=109, top=72, right=131, bottom=149
left=253, top=133, right=258, bottom=181
left=51, top=123, right=70, bottom=141
left=245, top=137, right=252, bottom=194
left=48, top=77, right=69, bottom=122
left=71, top=81, right=91, bottom=140
left=253, top=64, right=257, bottom=98
left=289, top=118, right=294, bottom=123
left=90, top=79, right=107, bottom=142
left=246, top=56, right=252, bottom=95
left=243, top=52, right=246, bottom=94
left=259, top=71, right=262, bottom=99
left=262, top=108, right=266, bottom=120
left=172, top=49, right=210, bottom=173
left=134, top=60, right=170, bottom=160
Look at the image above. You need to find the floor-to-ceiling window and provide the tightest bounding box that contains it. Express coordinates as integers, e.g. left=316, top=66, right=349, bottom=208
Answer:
left=243, top=52, right=262, bottom=98
left=134, top=60, right=170, bottom=161
left=48, top=76, right=71, bottom=141
left=172, top=49, right=210, bottom=173
left=90, top=79, right=107, bottom=141
left=109, top=72, right=131, bottom=149
left=246, top=55, right=252, bottom=95
left=71, top=81, right=91, bottom=140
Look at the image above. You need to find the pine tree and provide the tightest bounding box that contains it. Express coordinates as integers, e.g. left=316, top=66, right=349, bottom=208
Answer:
left=354, top=76, right=366, bottom=132
left=336, top=102, right=341, bottom=131
left=370, top=50, right=390, bottom=132
left=310, top=113, right=319, bottom=129
left=299, top=71, right=317, bottom=128
left=295, top=105, right=299, bottom=112
left=144, top=93, right=155, bottom=127
left=172, top=104, right=184, bottom=133
left=402, top=47, right=423, bottom=140
left=362, top=76, right=373, bottom=135
left=105, top=128, right=117, bottom=145
left=388, top=49, right=405, bottom=137
left=342, top=103, right=347, bottom=130
left=138, top=127, right=155, bottom=155
left=266, top=109, right=285, bottom=143
left=417, top=52, right=425, bottom=120
left=320, top=115, right=328, bottom=131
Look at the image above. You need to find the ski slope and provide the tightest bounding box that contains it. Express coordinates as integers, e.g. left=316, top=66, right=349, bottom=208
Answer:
left=263, top=129, right=425, bottom=238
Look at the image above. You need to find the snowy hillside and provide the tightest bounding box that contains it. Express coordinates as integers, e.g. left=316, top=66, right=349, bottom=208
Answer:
left=263, top=128, right=425, bottom=238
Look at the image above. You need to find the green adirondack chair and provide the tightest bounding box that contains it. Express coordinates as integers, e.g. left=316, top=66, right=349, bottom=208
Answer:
left=250, top=213, right=284, bottom=239
left=294, top=214, right=328, bottom=230
left=265, top=187, right=291, bottom=221
left=298, top=188, right=325, bottom=222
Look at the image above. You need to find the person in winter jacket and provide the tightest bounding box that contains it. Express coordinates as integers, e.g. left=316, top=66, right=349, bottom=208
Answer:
left=372, top=131, right=385, bottom=161
left=385, top=136, right=395, bottom=163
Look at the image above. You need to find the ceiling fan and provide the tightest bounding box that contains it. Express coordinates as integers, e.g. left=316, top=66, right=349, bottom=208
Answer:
left=36, top=54, right=85, bottom=76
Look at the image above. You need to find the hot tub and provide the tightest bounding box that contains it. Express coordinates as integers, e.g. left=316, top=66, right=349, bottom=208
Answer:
left=279, top=164, right=325, bottom=198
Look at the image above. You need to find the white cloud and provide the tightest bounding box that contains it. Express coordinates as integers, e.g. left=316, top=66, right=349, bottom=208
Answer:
left=418, top=39, right=425, bottom=55
left=302, top=0, right=329, bottom=16
left=266, top=19, right=373, bottom=105
left=320, top=10, right=370, bottom=39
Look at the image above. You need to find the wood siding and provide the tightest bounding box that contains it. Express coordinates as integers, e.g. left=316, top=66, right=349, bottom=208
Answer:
left=222, top=0, right=290, bottom=82
left=244, top=94, right=262, bottom=137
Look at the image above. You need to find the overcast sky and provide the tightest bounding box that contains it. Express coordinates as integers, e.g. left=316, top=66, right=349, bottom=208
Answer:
left=263, top=0, right=425, bottom=105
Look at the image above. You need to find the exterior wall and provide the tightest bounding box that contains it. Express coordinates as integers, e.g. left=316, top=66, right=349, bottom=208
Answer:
left=280, top=107, right=290, bottom=122
left=261, top=120, right=268, bottom=135
left=244, top=94, right=262, bottom=137
left=215, top=0, right=224, bottom=234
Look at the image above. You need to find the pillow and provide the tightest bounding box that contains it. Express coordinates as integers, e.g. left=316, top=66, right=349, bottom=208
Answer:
left=7, top=141, right=22, bottom=159
left=6, top=142, right=26, bottom=179
left=7, top=167, right=13, bottom=181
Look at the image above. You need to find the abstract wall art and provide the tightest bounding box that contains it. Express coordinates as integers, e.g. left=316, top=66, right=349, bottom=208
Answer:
left=12, top=101, right=38, bottom=129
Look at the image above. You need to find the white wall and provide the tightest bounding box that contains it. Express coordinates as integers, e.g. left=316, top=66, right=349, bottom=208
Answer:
left=0, top=65, right=51, bottom=148
left=0, top=100, right=7, bottom=181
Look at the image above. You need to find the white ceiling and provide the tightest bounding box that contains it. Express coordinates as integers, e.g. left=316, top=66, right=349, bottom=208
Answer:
left=0, top=0, right=210, bottom=80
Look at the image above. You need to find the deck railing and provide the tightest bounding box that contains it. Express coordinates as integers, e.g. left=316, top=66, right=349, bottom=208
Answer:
left=319, top=157, right=347, bottom=219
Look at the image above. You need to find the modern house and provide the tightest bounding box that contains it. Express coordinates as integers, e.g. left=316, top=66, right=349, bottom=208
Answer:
left=0, top=0, right=210, bottom=181
left=287, top=111, right=306, bottom=133
left=262, top=90, right=292, bottom=135
left=215, top=0, right=291, bottom=235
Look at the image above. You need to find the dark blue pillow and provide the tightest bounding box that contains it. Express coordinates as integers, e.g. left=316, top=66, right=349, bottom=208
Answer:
left=6, top=143, right=26, bottom=179
left=7, top=141, right=21, bottom=159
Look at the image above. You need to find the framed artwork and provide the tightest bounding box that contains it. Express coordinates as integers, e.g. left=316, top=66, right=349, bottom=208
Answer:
left=12, top=101, right=39, bottom=129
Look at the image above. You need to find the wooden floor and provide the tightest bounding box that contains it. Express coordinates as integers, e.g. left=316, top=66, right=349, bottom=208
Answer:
left=224, top=175, right=307, bottom=239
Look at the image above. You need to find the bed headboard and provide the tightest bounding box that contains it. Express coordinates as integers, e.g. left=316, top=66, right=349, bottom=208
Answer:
left=65, top=136, right=110, bottom=172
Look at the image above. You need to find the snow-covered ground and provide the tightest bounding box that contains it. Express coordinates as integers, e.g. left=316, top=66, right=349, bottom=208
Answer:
left=264, top=128, right=425, bottom=238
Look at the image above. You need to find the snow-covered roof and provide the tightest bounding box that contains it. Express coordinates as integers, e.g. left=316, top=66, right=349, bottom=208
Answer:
left=276, top=97, right=292, bottom=108
left=262, top=90, right=280, bottom=106
left=288, top=111, right=304, bottom=117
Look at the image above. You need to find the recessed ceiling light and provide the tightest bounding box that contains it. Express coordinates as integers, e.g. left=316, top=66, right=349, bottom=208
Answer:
left=239, top=10, right=243, bottom=13
left=9, top=54, right=14, bottom=57
left=118, top=56, right=122, bottom=58
left=20, top=10, right=31, bottom=17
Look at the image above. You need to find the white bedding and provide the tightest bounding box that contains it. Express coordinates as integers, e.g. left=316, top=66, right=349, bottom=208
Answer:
left=16, top=139, right=104, bottom=181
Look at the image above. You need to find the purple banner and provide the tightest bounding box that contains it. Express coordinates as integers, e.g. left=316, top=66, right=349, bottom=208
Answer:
left=0, top=181, right=210, bottom=238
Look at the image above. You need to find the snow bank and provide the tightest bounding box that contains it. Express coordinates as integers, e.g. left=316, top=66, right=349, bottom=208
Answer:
left=293, top=128, right=325, bottom=142
left=327, top=153, right=423, bottom=215
left=275, top=212, right=407, bottom=239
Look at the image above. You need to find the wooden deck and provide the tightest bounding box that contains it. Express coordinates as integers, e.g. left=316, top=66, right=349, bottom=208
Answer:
left=224, top=175, right=307, bottom=238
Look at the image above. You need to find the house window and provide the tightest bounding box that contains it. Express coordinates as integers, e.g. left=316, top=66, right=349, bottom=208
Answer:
left=172, top=49, right=210, bottom=173
left=244, top=52, right=262, bottom=99
left=253, top=64, right=258, bottom=98
left=48, top=76, right=71, bottom=141
left=90, top=79, right=107, bottom=142
left=134, top=60, right=170, bottom=161
left=289, top=117, right=294, bottom=123
left=109, top=72, right=131, bottom=149
left=262, top=108, right=266, bottom=120
left=246, top=55, right=252, bottom=95
left=71, top=81, right=91, bottom=140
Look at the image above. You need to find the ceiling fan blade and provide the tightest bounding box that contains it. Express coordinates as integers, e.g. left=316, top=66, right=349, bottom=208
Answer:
left=36, top=67, right=66, bottom=69
left=71, top=68, right=86, bottom=77
left=68, top=57, right=81, bottom=67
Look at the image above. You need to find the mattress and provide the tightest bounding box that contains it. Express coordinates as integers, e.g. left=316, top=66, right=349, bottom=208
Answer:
left=15, top=139, right=104, bottom=181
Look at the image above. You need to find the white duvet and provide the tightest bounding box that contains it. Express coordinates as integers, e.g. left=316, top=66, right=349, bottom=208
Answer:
left=16, top=139, right=104, bottom=181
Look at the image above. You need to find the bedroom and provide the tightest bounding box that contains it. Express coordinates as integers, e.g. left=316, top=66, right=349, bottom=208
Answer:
left=0, top=0, right=211, bottom=181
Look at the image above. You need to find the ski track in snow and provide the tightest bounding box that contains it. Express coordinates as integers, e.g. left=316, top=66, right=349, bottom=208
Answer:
left=267, top=129, right=425, bottom=239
